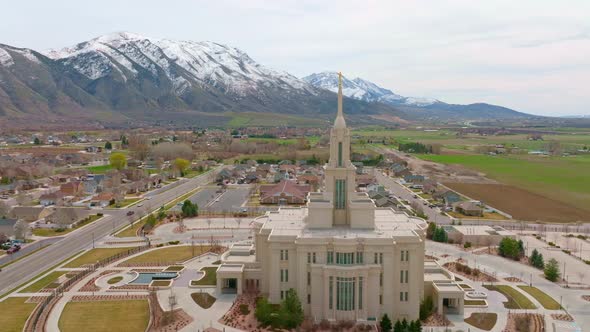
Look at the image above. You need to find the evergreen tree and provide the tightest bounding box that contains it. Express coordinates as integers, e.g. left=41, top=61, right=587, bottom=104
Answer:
left=498, top=237, right=522, bottom=260
left=34, top=137, right=41, bottom=145
left=401, top=318, right=408, bottom=331
left=280, top=288, right=304, bottom=328
left=426, top=222, right=436, bottom=239
left=419, top=296, right=434, bottom=320
left=381, top=314, right=393, bottom=332
left=544, top=258, right=560, bottom=282
left=104, top=141, right=112, bottom=150
left=529, top=249, right=544, bottom=269
left=393, top=319, right=402, bottom=332
left=181, top=200, right=198, bottom=217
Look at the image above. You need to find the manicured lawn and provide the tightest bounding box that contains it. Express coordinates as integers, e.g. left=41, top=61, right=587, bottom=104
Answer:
left=20, top=271, right=67, bottom=293
left=151, top=280, right=171, bottom=287
left=0, top=297, right=38, bottom=332
left=465, top=313, right=497, bottom=331
left=115, top=220, right=144, bottom=238
left=109, top=198, right=141, bottom=208
left=33, top=215, right=102, bottom=237
left=123, top=245, right=210, bottom=265
left=107, top=276, right=123, bottom=284
left=64, top=247, right=136, bottom=268
left=464, top=299, right=486, bottom=305
left=85, top=164, right=112, bottom=174
left=459, top=284, right=473, bottom=290
left=483, top=285, right=536, bottom=309
left=518, top=286, right=561, bottom=309
left=191, top=292, right=216, bottom=309
left=191, top=266, right=217, bottom=286
left=164, top=265, right=184, bottom=271
left=58, top=300, right=149, bottom=332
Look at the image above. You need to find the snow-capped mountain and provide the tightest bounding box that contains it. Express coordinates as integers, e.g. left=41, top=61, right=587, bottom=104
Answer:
left=0, top=33, right=533, bottom=127
left=43, top=32, right=315, bottom=97
left=303, top=72, right=438, bottom=106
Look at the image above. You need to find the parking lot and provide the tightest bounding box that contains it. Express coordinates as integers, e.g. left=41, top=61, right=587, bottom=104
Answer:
left=171, top=186, right=252, bottom=213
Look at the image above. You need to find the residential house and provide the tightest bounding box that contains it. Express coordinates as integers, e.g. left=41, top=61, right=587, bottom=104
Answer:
left=90, top=192, right=115, bottom=208
left=44, top=208, right=90, bottom=229
left=434, top=190, right=462, bottom=206
left=259, top=180, right=311, bottom=205
left=60, top=181, right=84, bottom=196
left=9, top=206, right=52, bottom=222
left=453, top=201, right=484, bottom=217
left=403, top=174, right=425, bottom=184
left=0, top=218, right=17, bottom=238
left=39, top=191, right=65, bottom=206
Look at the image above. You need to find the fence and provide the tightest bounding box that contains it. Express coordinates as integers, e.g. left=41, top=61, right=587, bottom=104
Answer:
left=24, top=244, right=151, bottom=332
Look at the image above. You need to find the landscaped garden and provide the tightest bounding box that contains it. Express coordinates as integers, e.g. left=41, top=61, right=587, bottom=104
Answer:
left=464, top=313, right=497, bottom=331
left=191, top=267, right=217, bottom=286
left=518, top=286, right=561, bottom=309
left=0, top=297, right=38, bottom=332
left=65, top=247, right=136, bottom=268
left=483, top=285, right=536, bottom=309
left=122, top=245, right=211, bottom=265
left=58, top=300, right=150, bottom=332
left=191, top=292, right=216, bottom=309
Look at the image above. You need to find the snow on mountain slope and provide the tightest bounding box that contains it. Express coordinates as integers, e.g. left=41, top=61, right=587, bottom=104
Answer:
left=43, top=32, right=315, bottom=97
left=303, top=71, right=437, bottom=106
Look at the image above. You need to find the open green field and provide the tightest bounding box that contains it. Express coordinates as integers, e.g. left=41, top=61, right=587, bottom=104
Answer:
left=0, top=297, right=38, bottom=332
left=85, top=164, right=113, bottom=174
left=58, top=300, right=149, bottom=332
left=122, top=245, right=210, bottom=265
left=65, top=247, right=135, bottom=268
left=418, top=154, right=590, bottom=212
left=20, top=271, right=67, bottom=293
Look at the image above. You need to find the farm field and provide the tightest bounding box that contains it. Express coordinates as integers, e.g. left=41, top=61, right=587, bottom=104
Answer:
left=445, top=183, right=589, bottom=223
left=418, top=154, right=590, bottom=218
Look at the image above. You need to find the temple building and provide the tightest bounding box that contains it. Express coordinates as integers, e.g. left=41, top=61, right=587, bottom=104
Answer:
left=216, top=73, right=464, bottom=323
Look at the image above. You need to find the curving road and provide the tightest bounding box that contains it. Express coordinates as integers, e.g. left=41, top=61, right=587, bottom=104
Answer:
left=0, top=167, right=222, bottom=296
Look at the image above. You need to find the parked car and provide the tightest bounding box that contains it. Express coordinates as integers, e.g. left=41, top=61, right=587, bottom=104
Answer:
left=126, top=211, right=135, bottom=216
left=7, top=246, right=20, bottom=254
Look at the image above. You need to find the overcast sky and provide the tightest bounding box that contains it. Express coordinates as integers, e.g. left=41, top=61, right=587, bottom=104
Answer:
left=1, top=0, right=589, bottom=116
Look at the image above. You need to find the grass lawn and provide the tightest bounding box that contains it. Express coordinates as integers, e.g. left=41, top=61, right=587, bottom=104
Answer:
left=107, top=276, right=123, bottom=284
left=459, top=284, right=473, bottom=290
left=447, top=211, right=507, bottom=220
left=85, top=164, right=112, bottom=174
left=191, top=266, right=217, bottom=286
left=418, top=154, right=590, bottom=211
left=518, top=286, right=561, bottom=309
left=191, top=292, right=216, bottom=309
left=20, top=271, right=67, bottom=293
left=115, top=220, right=144, bottom=238
left=164, top=265, right=184, bottom=271
left=64, top=247, right=136, bottom=268
left=464, top=299, right=486, bottom=305
left=483, top=285, right=536, bottom=309
left=465, top=313, right=497, bottom=331
left=58, top=300, right=149, bottom=332
left=33, top=215, right=102, bottom=237
left=123, top=245, right=210, bottom=265
left=109, top=198, right=141, bottom=208
left=0, top=297, right=38, bottom=332
left=151, top=280, right=171, bottom=287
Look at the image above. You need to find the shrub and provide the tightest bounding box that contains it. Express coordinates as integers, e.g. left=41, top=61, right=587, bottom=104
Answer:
left=548, top=242, right=556, bottom=247
left=562, top=249, right=571, bottom=255
left=156, top=243, right=164, bottom=247
left=97, top=213, right=104, bottom=217
left=168, top=240, right=180, bottom=245
left=464, top=242, right=472, bottom=249
left=55, top=228, right=66, bottom=233
left=419, top=296, right=434, bottom=321
left=239, top=304, right=250, bottom=315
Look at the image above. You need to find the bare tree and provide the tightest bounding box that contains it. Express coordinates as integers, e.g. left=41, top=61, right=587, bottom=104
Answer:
left=14, top=219, right=29, bottom=240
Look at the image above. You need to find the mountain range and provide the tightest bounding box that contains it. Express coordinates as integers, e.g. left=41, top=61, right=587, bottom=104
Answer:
left=0, top=32, right=534, bottom=128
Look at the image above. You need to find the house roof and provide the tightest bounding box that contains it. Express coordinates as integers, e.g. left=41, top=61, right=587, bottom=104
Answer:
left=10, top=206, right=49, bottom=220
left=40, top=191, right=66, bottom=200
left=91, top=192, right=114, bottom=201
left=260, top=180, right=310, bottom=201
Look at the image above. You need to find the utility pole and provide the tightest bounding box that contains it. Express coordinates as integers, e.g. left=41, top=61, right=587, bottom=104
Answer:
left=92, top=232, right=95, bottom=248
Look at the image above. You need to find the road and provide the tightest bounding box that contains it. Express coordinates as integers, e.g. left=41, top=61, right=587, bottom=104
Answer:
left=0, top=167, right=222, bottom=296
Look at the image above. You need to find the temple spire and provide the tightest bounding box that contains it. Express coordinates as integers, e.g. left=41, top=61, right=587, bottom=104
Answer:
left=334, top=71, right=346, bottom=129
